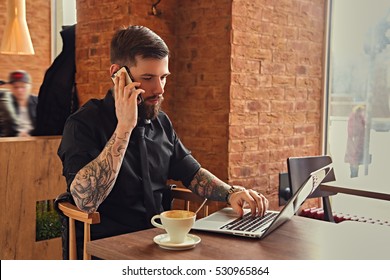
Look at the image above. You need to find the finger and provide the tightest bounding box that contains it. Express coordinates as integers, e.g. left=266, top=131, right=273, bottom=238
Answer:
left=262, top=194, right=269, bottom=209
left=137, top=89, right=145, bottom=104
left=136, top=89, right=144, bottom=104
left=113, top=75, right=120, bottom=101
left=115, top=73, right=127, bottom=102
left=231, top=201, right=244, bottom=217
left=124, top=82, right=142, bottom=97
left=255, top=190, right=266, bottom=216
left=129, top=88, right=145, bottom=104
left=249, top=197, right=257, bottom=216
left=240, top=191, right=257, bottom=216
left=228, top=192, right=245, bottom=217
left=119, top=72, right=128, bottom=99
left=258, top=194, right=266, bottom=217
left=254, top=190, right=269, bottom=217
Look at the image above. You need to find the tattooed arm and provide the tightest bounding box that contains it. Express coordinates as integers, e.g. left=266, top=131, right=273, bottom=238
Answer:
left=70, top=128, right=131, bottom=213
left=188, top=168, right=236, bottom=201
left=70, top=68, right=143, bottom=213
left=188, top=168, right=269, bottom=216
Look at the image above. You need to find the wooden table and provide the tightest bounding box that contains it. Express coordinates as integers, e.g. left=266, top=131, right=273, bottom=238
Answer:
left=87, top=216, right=390, bottom=260
left=321, top=180, right=390, bottom=201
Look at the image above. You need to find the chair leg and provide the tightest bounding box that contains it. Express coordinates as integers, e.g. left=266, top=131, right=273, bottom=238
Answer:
left=322, top=197, right=335, bottom=222
left=69, top=218, right=77, bottom=260
left=84, top=223, right=91, bottom=260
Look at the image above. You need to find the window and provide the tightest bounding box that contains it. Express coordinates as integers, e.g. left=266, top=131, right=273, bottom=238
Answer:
left=51, top=0, right=77, bottom=60
left=325, top=0, right=390, bottom=220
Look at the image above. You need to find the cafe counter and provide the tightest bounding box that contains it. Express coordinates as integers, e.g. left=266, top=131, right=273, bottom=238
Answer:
left=0, top=136, right=65, bottom=259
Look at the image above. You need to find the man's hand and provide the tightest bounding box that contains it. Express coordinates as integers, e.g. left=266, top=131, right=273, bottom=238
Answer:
left=228, top=186, right=269, bottom=217
left=188, top=168, right=270, bottom=217
left=113, top=71, right=144, bottom=131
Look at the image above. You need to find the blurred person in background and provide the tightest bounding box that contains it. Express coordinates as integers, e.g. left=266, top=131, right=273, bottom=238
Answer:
left=344, top=104, right=366, bottom=177
left=0, top=70, right=37, bottom=137
left=0, top=79, right=17, bottom=136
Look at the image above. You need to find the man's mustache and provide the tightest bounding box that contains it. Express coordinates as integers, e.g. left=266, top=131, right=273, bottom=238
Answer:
left=144, top=95, right=164, bottom=102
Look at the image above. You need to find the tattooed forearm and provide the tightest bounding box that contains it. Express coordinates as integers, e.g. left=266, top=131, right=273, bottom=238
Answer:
left=108, top=132, right=129, bottom=157
left=70, top=131, right=130, bottom=213
left=188, top=168, right=232, bottom=202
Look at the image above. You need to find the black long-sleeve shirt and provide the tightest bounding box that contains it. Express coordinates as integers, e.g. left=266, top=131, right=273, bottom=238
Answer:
left=58, top=90, right=201, bottom=240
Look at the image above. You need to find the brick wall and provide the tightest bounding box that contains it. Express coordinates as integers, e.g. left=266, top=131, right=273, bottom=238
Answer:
left=174, top=0, right=231, bottom=180
left=75, top=0, right=327, bottom=209
left=229, top=0, right=326, bottom=208
left=0, top=0, right=51, bottom=94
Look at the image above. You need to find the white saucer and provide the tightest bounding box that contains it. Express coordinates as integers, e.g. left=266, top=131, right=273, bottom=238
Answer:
left=153, top=233, right=201, bottom=250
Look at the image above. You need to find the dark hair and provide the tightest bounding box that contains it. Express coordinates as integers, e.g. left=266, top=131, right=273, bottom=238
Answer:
left=110, top=25, right=169, bottom=66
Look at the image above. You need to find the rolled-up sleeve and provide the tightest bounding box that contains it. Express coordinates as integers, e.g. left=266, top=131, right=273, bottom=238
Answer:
left=168, top=133, right=201, bottom=187
left=58, top=116, right=102, bottom=189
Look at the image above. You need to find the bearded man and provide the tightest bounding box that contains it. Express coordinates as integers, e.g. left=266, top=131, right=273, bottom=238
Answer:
left=58, top=25, right=268, bottom=259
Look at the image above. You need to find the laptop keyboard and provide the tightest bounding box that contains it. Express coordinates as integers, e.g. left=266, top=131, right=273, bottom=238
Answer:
left=220, top=212, right=278, bottom=232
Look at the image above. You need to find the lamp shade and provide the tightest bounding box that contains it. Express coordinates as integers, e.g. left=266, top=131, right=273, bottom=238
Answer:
left=1, top=0, right=35, bottom=55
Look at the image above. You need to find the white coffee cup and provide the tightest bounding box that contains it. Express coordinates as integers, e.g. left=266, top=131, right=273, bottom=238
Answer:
left=151, top=210, right=196, bottom=244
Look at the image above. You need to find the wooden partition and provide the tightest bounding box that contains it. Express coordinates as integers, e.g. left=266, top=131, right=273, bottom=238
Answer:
left=0, top=136, right=66, bottom=259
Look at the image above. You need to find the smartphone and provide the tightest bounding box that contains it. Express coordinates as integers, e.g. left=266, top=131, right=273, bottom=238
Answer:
left=111, top=66, right=143, bottom=103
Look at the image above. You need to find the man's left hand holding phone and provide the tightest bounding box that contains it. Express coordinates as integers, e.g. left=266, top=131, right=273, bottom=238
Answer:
left=111, top=66, right=145, bottom=132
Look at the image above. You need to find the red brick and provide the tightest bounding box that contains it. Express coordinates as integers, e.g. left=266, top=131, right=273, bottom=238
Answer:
left=272, top=75, right=296, bottom=86
left=273, top=50, right=298, bottom=64
left=229, top=139, right=259, bottom=153
left=232, top=30, right=261, bottom=46
left=261, top=62, right=286, bottom=75
left=232, top=45, right=272, bottom=60
left=230, top=113, right=259, bottom=125
left=243, top=150, right=270, bottom=164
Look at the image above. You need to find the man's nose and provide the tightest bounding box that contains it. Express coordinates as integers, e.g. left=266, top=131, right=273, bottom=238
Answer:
left=152, top=79, right=164, bottom=95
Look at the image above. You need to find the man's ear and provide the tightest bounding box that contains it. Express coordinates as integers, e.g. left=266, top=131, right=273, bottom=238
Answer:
left=110, top=64, right=121, bottom=76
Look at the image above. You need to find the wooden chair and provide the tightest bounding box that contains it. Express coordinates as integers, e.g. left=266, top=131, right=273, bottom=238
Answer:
left=57, top=200, right=100, bottom=260
left=170, top=187, right=210, bottom=217
left=54, top=186, right=210, bottom=260
left=286, top=155, right=337, bottom=222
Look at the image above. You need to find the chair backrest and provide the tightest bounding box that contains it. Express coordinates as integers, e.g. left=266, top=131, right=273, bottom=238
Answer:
left=57, top=201, right=100, bottom=260
left=54, top=186, right=210, bottom=260
left=287, top=155, right=337, bottom=222
left=170, top=187, right=210, bottom=217
left=54, top=192, right=101, bottom=260
left=287, top=155, right=336, bottom=198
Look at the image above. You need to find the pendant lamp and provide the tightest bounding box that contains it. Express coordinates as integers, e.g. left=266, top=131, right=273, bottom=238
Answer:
left=1, top=0, right=35, bottom=55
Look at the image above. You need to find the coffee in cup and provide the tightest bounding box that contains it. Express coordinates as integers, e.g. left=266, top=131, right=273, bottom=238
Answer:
left=151, top=210, right=196, bottom=243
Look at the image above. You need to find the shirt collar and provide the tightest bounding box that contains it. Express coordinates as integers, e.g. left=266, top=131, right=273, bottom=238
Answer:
left=141, top=119, right=151, bottom=125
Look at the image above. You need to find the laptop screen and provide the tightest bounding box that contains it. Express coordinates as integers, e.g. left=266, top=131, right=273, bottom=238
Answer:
left=261, top=164, right=333, bottom=238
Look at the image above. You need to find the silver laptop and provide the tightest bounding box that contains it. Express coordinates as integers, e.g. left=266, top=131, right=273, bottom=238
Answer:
left=192, top=164, right=333, bottom=239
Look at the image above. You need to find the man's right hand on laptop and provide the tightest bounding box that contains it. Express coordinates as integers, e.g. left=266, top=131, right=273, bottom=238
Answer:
left=227, top=186, right=269, bottom=217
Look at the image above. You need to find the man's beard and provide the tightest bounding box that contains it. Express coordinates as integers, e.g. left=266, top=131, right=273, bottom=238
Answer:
left=138, top=95, right=164, bottom=120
